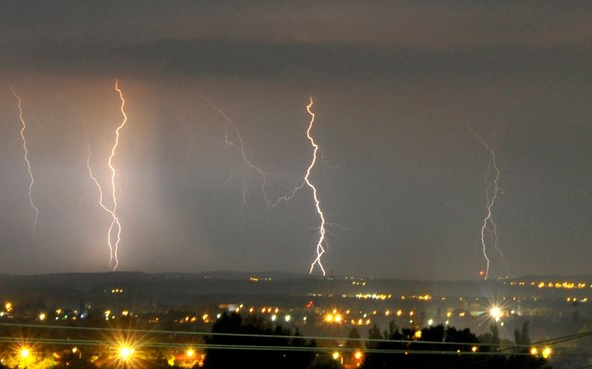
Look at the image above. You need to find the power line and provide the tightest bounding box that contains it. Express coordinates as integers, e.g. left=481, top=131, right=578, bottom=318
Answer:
left=0, top=335, right=538, bottom=356
left=0, top=322, right=525, bottom=350
left=1, top=322, right=592, bottom=358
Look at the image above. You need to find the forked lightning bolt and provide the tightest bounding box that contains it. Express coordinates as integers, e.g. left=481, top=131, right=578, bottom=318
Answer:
left=304, top=97, right=328, bottom=276
left=269, top=97, right=330, bottom=275
left=471, top=129, right=506, bottom=279
left=202, top=97, right=272, bottom=209
left=205, top=96, right=330, bottom=274
left=65, top=92, right=124, bottom=271
left=86, top=137, right=120, bottom=269
left=105, top=79, right=128, bottom=270
left=9, top=85, right=39, bottom=232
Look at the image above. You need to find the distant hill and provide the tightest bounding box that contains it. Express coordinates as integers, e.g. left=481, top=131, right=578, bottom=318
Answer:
left=0, top=271, right=589, bottom=313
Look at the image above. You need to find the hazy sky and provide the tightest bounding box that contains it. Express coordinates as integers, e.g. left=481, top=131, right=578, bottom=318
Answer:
left=1, top=1, right=591, bottom=279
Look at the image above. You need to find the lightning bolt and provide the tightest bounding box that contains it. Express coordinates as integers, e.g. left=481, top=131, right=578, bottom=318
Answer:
left=267, top=97, right=331, bottom=275
left=59, top=91, right=124, bottom=270
left=203, top=96, right=332, bottom=275
left=85, top=133, right=120, bottom=269
left=9, top=85, right=39, bottom=232
left=470, top=129, right=506, bottom=279
left=202, top=97, right=273, bottom=210
left=105, top=79, right=128, bottom=270
left=304, top=97, right=328, bottom=276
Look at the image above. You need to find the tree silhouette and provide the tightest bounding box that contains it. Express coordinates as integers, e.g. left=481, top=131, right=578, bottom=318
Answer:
left=202, top=312, right=320, bottom=369
left=515, top=320, right=532, bottom=347
left=361, top=323, right=551, bottom=369
left=478, top=323, right=501, bottom=352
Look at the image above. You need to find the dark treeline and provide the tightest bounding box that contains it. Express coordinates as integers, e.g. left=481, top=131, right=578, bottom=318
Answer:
left=360, top=322, right=550, bottom=369
left=202, top=312, right=338, bottom=369
left=201, top=313, right=551, bottom=369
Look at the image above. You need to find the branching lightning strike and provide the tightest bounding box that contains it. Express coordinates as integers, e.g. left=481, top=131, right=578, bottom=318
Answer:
left=9, top=85, right=39, bottom=232
left=471, top=129, right=506, bottom=279
left=303, top=98, right=328, bottom=276
left=61, top=89, right=124, bottom=270
left=202, top=97, right=272, bottom=210
left=86, top=137, right=121, bottom=269
left=203, top=96, right=331, bottom=275
left=266, top=98, right=331, bottom=275
left=104, top=79, right=129, bottom=270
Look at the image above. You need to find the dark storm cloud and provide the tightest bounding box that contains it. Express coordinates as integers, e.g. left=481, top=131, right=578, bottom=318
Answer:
left=2, top=36, right=591, bottom=84
left=2, top=1, right=591, bottom=47
left=1, top=1, right=591, bottom=82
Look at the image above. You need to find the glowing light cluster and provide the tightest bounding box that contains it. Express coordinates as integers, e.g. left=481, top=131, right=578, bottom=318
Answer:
left=531, top=346, right=552, bottom=359
left=260, top=307, right=280, bottom=314
left=324, top=309, right=343, bottom=323
left=350, top=318, right=372, bottom=326
left=355, top=293, right=392, bottom=300
left=537, top=281, right=589, bottom=289
left=249, top=277, right=272, bottom=282
left=566, top=297, right=588, bottom=303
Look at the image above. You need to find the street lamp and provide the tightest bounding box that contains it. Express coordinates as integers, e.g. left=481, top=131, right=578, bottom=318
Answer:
left=489, top=307, right=501, bottom=322
left=119, top=346, right=134, bottom=362
left=332, top=352, right=343, bottom=365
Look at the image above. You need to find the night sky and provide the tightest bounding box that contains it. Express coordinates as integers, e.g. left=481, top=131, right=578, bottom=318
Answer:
left=1, top=1, right=591, bottom=279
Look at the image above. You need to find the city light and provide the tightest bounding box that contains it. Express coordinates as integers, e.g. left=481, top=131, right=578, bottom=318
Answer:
left=119, top=346, right=134, bottom=361
left=332, top=351, right=343, bottom=364
left=108, top=328, right=143, bottom=368
left=15, top=344, right=35, bottom=369
left=20, top=348, right=30, bottom=359
left=0, top=281, right=563, bottom=369
left=530, top=347, right=538, bottom=356
left=324, top=311, right=343, bottom=324
left=489, top=306, right=501, bottom=322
